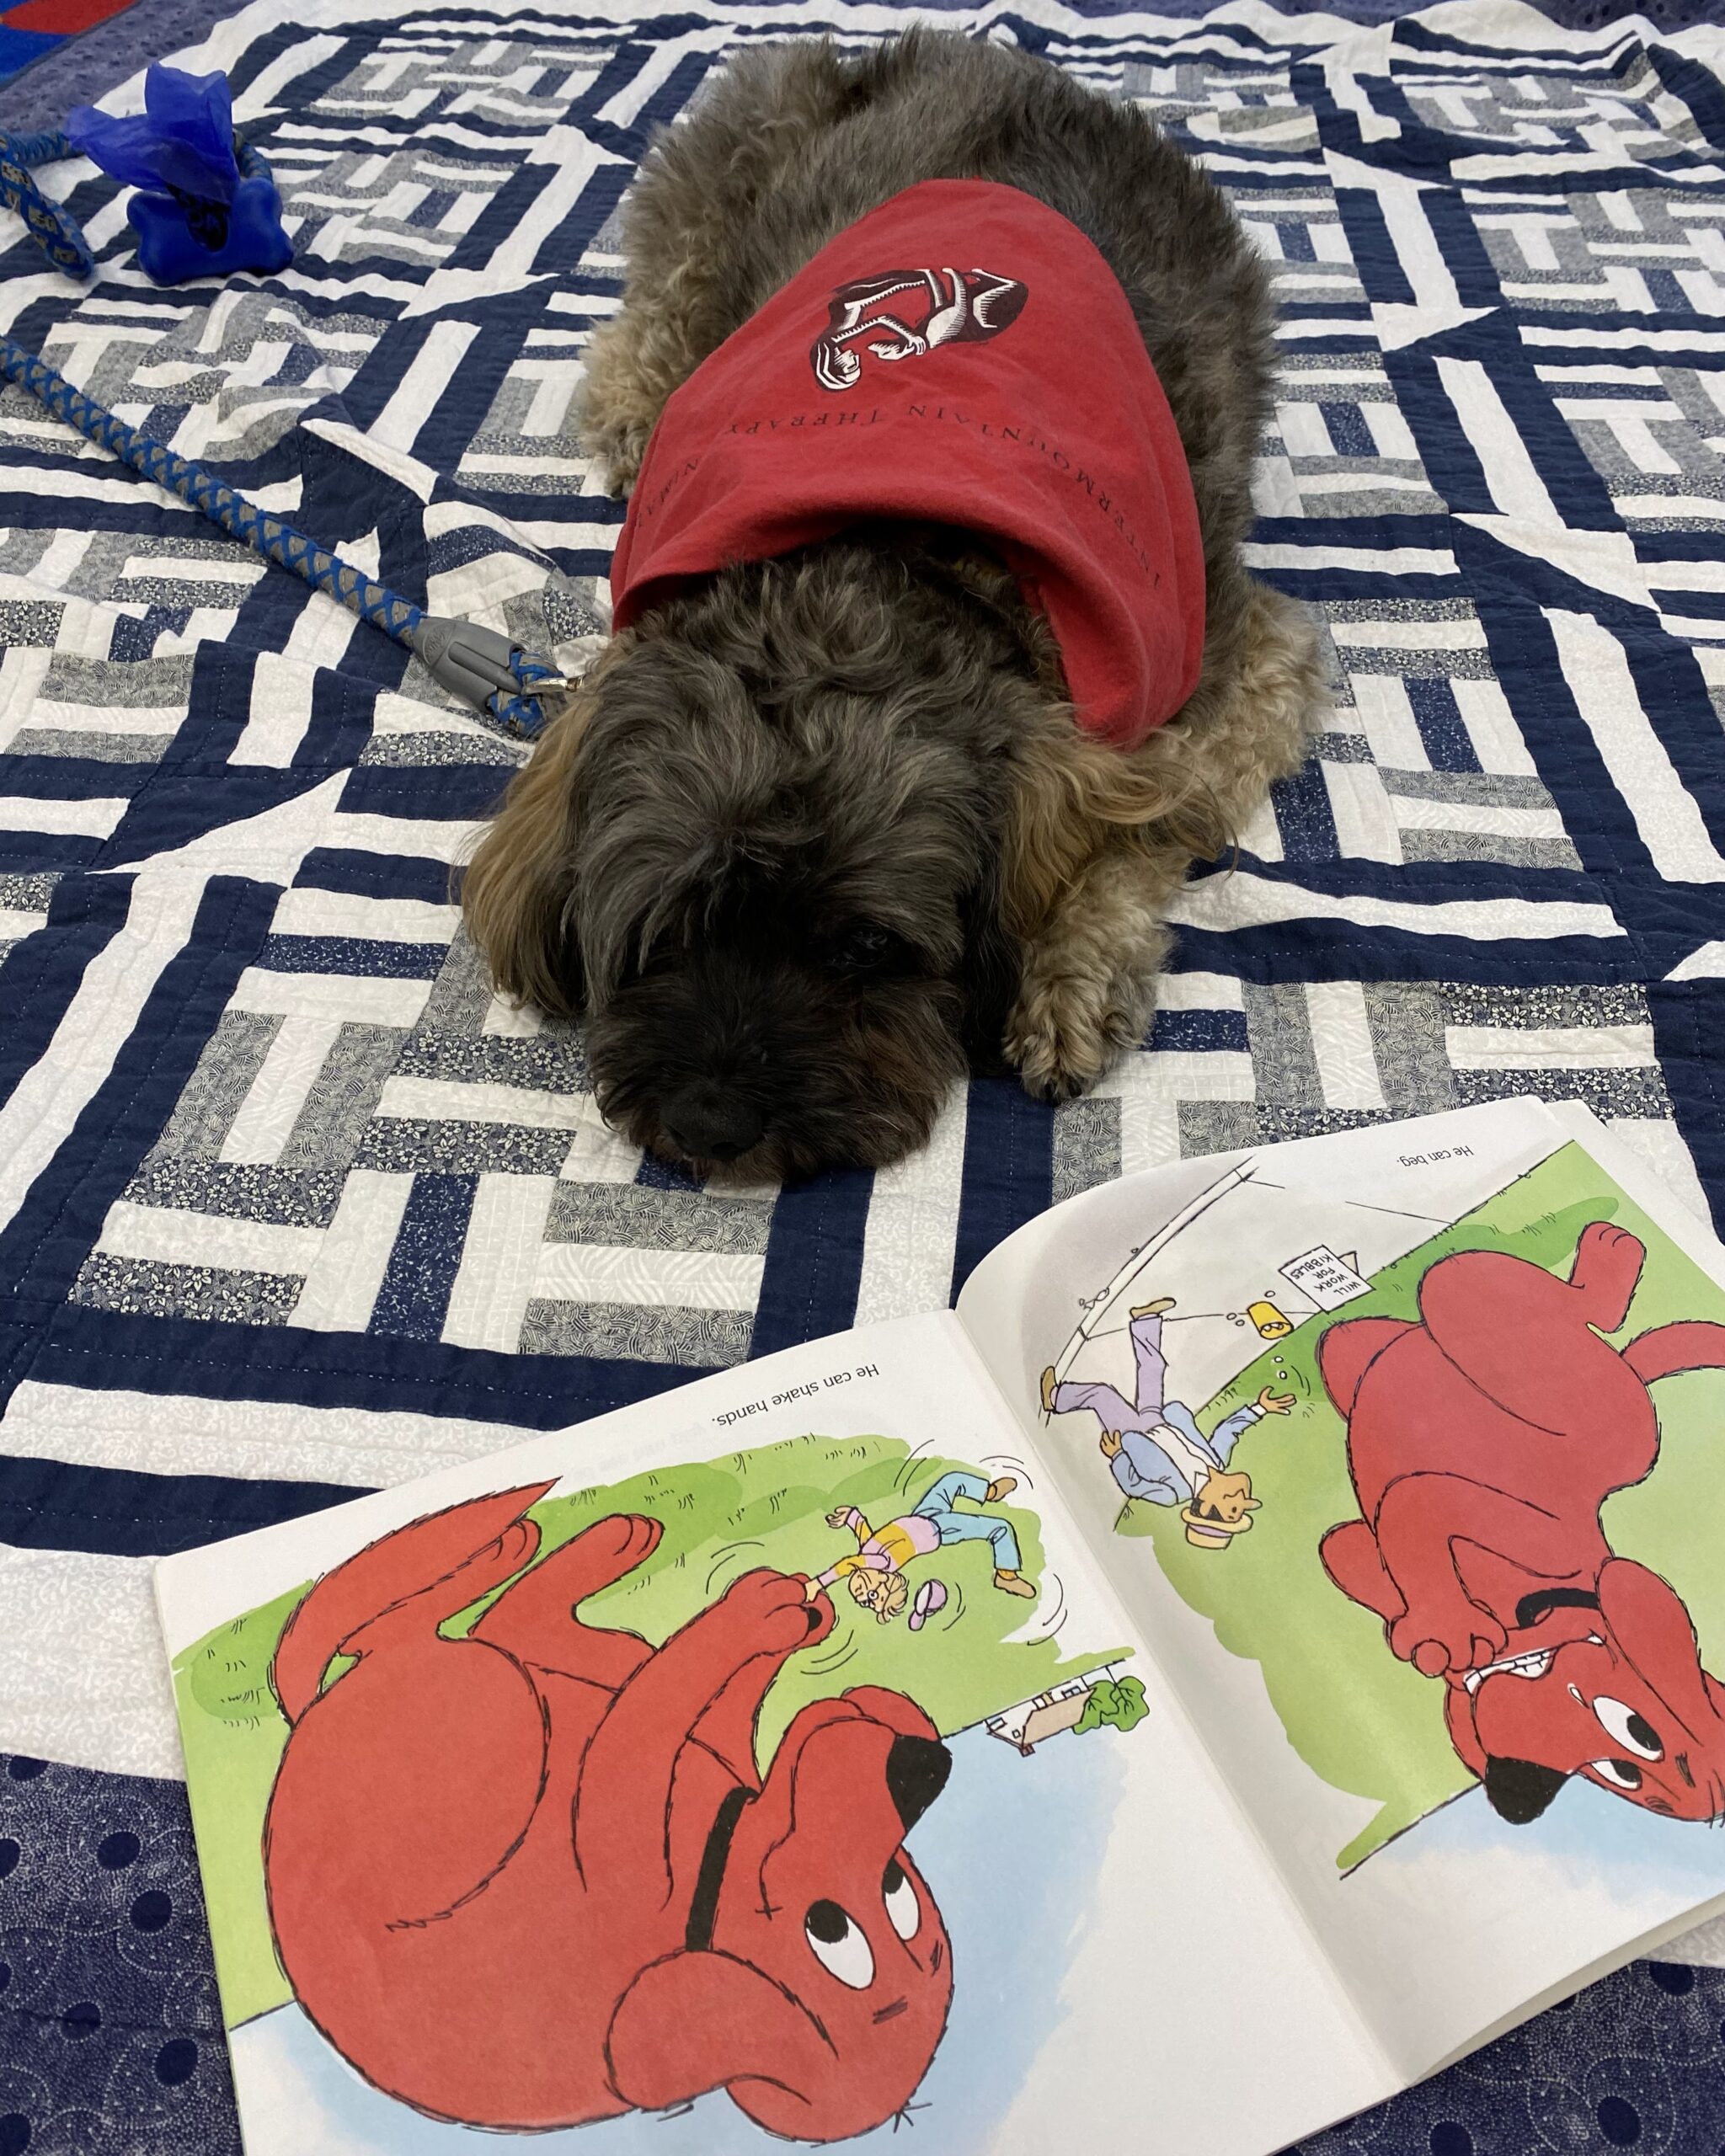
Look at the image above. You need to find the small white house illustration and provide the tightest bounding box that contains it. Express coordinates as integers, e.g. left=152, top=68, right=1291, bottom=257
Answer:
left=985, top=1661, right=1130, bottom=1757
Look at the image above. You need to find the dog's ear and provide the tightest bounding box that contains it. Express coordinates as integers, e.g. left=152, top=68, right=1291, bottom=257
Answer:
left=459, top=676, right=595, bottom=1019
left=885, top=1734, right=951, bottom=1833
left=1482, top=1755, right=1568, bottom=1823
left=958, top=840, right=1019, bottom=1076
left=606, top=1949, right=837, bottom=2118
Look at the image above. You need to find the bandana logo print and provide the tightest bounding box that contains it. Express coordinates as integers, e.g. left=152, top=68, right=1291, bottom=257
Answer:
left=811, top=268, right=1029, bottom=392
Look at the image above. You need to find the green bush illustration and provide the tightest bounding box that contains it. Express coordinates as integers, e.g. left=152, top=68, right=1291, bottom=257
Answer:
left=1076, top=1674, right=1149, bottom=1735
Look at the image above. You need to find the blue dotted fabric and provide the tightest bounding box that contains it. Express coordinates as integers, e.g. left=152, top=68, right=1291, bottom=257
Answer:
left=1, top=1744, right=1722, bottom=2154
left=0, top=1754, right=238, bottom=2156
left=1303, top=1960, right=1725, bottom=2155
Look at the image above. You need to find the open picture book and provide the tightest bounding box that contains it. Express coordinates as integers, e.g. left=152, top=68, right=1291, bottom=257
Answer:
left=155, top=1095, right=1725, bottom=2156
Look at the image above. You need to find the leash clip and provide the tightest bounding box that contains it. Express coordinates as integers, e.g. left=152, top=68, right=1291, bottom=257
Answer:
left=412, top=616, right=565, bottom=742
left=413, top=616, right=530, bottom=706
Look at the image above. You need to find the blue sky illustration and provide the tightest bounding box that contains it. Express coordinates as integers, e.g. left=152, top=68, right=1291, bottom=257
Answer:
left=1379, top=1770, right=1725, bottom=1914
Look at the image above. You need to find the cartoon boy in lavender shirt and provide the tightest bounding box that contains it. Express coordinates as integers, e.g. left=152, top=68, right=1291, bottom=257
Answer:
left=1041, top=1298, right=1293, bottom=1528
left=814, top=1470, right=1037, bottom=1622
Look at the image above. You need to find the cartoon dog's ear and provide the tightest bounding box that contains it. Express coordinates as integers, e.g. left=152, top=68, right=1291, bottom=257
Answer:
left=886, top=1735, right=951, bottom=1833
left=606, top=1949, right=836, bottom=2119
left=840, top=1685, right=946, bottom=1747
left=1482, top=1756, right=1568, bottom=1823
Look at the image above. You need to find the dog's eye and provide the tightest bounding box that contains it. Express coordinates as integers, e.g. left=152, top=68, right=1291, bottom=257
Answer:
left=883, top=1858, right=920, bottom=1943
left=1590, top=1757, right=1644, bottom=1791
left=1593, top=1697, right=1662, bottom=1761
left=804, top=1900, right=875, bottom=1989
left=830, top=924, right=901, bottom=974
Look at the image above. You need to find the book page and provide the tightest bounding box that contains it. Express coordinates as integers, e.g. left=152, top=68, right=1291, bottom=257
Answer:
left=155, top=1313, right=1390, bottom=2156
left=956, top=1099, right=1725, bottom=2081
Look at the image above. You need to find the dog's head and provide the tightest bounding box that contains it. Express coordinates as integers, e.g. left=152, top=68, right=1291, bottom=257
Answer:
left=1194, top=1470, right=1258, bottom=1525
left=604, top=1684, right=954, bottom=2140
left=462, top=536, right=1035, bottom=1179
left=1444, top=1561, right=1725, bottom=1826
left=462, top=531, right=1223, bottom=1178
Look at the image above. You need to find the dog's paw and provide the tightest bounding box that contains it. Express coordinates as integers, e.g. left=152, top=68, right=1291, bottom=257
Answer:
left=1575, top=1221, right=1642, bottom=1270
left=1006, top=971, right=1152, bottom=1103
left=716, top=1568, right=829, bottom=1657
left=1389, top=1601, right=1507, bottom=1679
left=1570, top=1220, right=1645, bottom=1298
left=1007, top=890, right=1170, bottom=1104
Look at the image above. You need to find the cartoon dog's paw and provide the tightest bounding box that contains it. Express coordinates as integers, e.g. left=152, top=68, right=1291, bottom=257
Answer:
left=718, top=1568, right=830, bottom=1658
left=563, top=1511, right=660, bottom=1574
left=1568, top=1220, right=1647, bottom=1330
left=1389, top=1603, right=1506, bottom=1679
left=801, top=1584, right=837, bottom=1649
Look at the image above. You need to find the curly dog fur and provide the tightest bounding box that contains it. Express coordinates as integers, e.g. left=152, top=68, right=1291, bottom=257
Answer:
left=462, top=29, right=1327, bottom=1177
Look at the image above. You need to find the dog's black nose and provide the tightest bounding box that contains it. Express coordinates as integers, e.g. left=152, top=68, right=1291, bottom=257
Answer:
left=886, top=1735, right=951, bottom=1833
left=662, top=1086, right=764, bottom=1164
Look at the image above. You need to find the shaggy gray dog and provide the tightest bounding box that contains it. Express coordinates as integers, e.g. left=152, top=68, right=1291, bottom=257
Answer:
left=463, top=29, right=1325, bottom=1178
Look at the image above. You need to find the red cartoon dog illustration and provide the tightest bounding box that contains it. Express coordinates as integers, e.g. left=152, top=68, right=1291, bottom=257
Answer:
left=1318, top=1222, right=1725, bottom=1827
left=264, top=1486, right=954, bottom=2136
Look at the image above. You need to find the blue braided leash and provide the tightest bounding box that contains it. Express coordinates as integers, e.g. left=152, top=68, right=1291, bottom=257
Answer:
left=0, top=130, right=93, bottom=278
left=0, top=129, right=559, bottom=739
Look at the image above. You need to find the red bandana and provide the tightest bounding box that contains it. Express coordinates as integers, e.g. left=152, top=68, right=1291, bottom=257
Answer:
left=606, top=179, right=1205, bottom=750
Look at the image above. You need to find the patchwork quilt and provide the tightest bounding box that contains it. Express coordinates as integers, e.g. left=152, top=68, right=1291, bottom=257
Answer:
left=3, top=0, right=1725, bottom=2148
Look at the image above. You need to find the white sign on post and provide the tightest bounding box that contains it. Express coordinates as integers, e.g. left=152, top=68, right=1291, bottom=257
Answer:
left=1279, top=1244, right=1372, bottom=1310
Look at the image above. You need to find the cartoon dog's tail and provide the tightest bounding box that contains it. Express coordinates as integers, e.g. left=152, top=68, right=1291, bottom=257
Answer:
left=270, top=1482, right=554, bottom=1726
left=1622, top=1321, right=1725, bottom=1390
